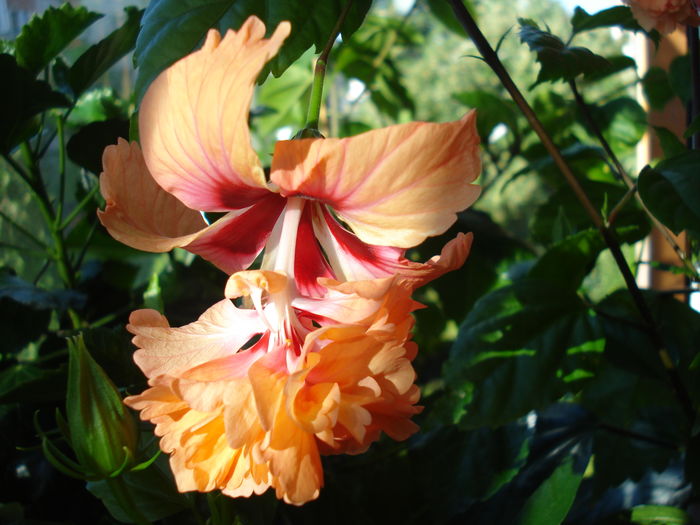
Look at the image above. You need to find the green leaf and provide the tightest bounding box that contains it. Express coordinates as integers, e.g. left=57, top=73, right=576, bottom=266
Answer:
left=669, top=54, right=690, bottom=104
left=87, top=458, right=189, bottom=523
left=14, top=3, right=102, bottom=76
left=518, top=19, right=611, bottom=86
left=444, top=283, right=604, bottom=428
left=532, top=180, right=649, bottom=246
left=684, top=113, right=700, bottom=139
left=252, top=48, right=314, bottom=152
left=68, top=7, right=144, bottom=97
left=133, top=0, right=372, bottom=101
left=424, top=0, right=475, bottom=36
left=452, top=90, right=519, bottom=143
left=518, top=457, right=584, bottom=525
left=642, top=67, right=675, bottom=110
left=588, top=97, right=647, bottom=152
left=68, top=87, right=128, bottom=127
left=66, top=118, right=130, bottom=174
left=0, top=269, right=84, bottom=310
left=638, top=151, right=700, bottom=235
left=582, top=54, right=635, bottom=83
left=631, top=505, right=688, bottom=524
left=334, top=15, right=416, bottom=119
left=0, top=54, right=70, bottom=153
left=653, top=126, right=687, bottom=158
left=571, top=6, right=648, bottom=35
left=0, top=364, right=67, bottom=404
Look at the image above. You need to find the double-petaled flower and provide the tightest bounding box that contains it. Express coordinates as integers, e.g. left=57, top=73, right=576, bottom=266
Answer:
left=623, top=0, right=700, bottom=33
left=99, top=16, right=481, bottom=505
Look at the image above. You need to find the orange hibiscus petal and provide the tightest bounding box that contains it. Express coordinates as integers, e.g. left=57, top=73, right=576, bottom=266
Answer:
left=98, top=139, right=207, bottom=251
left=139, top=17, right=290, bottom=211
left=270, top=111, right=481, bottom=248
left=128, top=300, right=266, bottom=378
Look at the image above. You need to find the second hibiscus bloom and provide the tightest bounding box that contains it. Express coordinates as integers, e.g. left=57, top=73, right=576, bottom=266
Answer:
left=99, top=16, right=481, bottom=505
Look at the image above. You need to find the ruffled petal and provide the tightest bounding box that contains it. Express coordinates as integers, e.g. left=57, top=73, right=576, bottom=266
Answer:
left=128, top=300, right=266, bottom=378
left=139, top=17, right=290, bottom=211
left=271, top=111, right=481, bottom=248
left=397, top=232, right=474, bottom=290
left=98, top=139, right=207, bottom=251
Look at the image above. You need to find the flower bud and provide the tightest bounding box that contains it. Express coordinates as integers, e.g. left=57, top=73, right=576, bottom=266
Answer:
left=66, top=336, right=137, bottom=478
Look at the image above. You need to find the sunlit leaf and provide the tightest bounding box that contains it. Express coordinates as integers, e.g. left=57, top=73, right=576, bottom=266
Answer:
left=518, top=457, right=584, bottom=525
left=631, top=505, right=688, bottom=525
left=14, top=3, right=102, bottom=76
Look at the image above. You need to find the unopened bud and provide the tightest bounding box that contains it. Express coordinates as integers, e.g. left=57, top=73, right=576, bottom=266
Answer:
left=66, top=336, right=137, bottom=478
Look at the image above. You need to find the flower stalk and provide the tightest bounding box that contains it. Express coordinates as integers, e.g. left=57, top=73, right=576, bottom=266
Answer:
left=303, top=0, right=354, bottom=130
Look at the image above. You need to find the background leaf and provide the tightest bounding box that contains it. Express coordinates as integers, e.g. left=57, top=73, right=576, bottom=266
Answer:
left=133, top=0, right=373, bottom=101
left=14, top=3, right=102, bottom=76
left=68, top=7, right=144, bottom=98
left=638, top=152, right=700, bottom=235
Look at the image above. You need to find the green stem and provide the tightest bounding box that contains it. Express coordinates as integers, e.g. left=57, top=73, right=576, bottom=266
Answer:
left=447, top=0, right=696, bottom=425
left=56, top=115, right=66, bottom=227
left=59, top=184, right=100, bottom=231
left=106, top=477, right=153, bottom=525
left=304, top=0, right=354, bottom=129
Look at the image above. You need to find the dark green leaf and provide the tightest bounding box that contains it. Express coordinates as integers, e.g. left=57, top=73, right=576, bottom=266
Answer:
left=68, top=7, right=144, bottom=97
left=0, top=269, right=84, bottom=310
left=684, top=113, right=700, bottom=139
left=518, top=457, right=584, bottom=525
left=669, top=54, right=690, bottom=104
left=66, top=118, right=130, bottom=174
left=631, top=505, right=688, bottom=524
left=571, top=6, right=649, bottom=35
left=532, top=180, right=649, bottom=246
left=87, top=458, right=189, bottom=522
left=582, top=54, right=635, bottom=83
left=0, top=54, right=70, bottom=153
left=0, top=364, right=67, bottom=404
left=528, top=229, right=606, bottom=290
left=588, top=97, right=647, bottom=152
left=0, top=298, right=50, bottom=354
left=133, top=0, right=372, bottom=101
left=81, top=326, right=141, bottom=388
left=642, top=67, right=675, bottom=110
left=444, top=280, right=604, bottom=427
left=452, top=90, right=519, bottom=143
left=653, top=126, right=687, bottom=158
left=638, top=151, right=700, bottom=235
left=518, top=19, right=611, bottom=86
left=14, top=3, right=102, bottom=76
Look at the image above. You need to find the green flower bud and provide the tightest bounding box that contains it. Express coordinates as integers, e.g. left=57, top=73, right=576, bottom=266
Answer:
left=66, top=336, right=137, bottom=478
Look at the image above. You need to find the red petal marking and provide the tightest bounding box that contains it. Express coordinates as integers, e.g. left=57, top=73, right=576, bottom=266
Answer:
left=186, top=194, right=286, bottom=274
left=293, top=206, right=334, bottom=297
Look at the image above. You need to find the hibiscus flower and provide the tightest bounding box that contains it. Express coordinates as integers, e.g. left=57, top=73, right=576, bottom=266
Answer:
left=98, top=16, right=481, bottom=296
left=623, top=0, right=700, bottom=33
left=125, top=270, right=422, bottom=504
